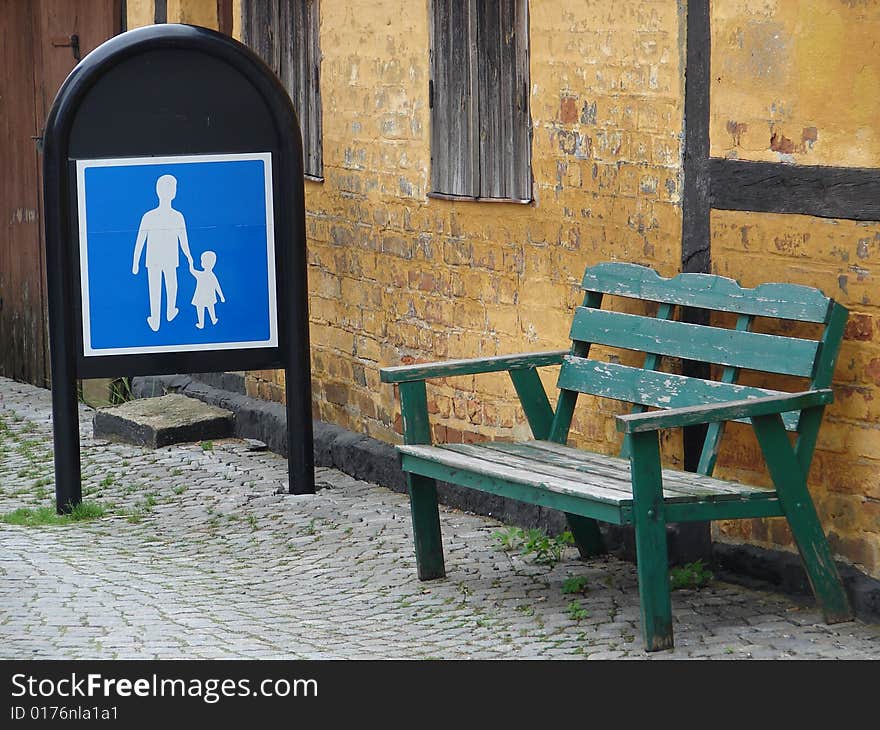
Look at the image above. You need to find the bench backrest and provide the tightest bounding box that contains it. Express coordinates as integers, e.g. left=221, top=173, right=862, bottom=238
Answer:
left=549, top=263, right=848, bottom=475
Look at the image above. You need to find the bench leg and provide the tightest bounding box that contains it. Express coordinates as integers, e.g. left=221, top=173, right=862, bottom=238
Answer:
left=408, top=474, right=446, bottom=580
left=565, top=513, right=605, bottom=558
left=752, top=414, right=852, bottom=623
left=630, top=431, right=674, bottom=652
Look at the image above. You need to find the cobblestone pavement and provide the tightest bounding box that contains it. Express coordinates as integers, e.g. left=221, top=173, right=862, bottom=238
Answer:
left=1, top=378, right=879, bottom=659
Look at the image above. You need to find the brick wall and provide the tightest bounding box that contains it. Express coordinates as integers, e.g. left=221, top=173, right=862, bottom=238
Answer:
left=711, top=212, right=880, bottom=576
left=247, top=0, right=685, bottom=461
left=710, top=0, right=880, bottom=576
left=711, top=0, right=880, bottom=167
left=130, top=0, right=880, bottom=579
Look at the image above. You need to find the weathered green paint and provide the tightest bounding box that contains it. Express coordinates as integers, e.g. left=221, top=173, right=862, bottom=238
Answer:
left=796, top=301, right=849, bottom=475
left=558, top=357, right=800, bottom=431
left=811, top=300, right=850, bottom=388
left=581, top=262, right=832, bottom=322
left=621, top=302, right=675, bottom=459
left=509, top=367, right=554, bottom=440
left=617, top=389, right=833, bottom=434
left=398, top=379, right=445, bottom=580
left=629, top=430, right=674, bottom=651
left=569, top=307, right=820, bottom=377
left=407, top=474, right=446, bottom=580
left=793, top=405, right=826, bottom=480
left=548, top=290, right=602, bottom=444
left=398, top=380, right=431, bottom=444
left=402, top=443, right=635, bottom=505
left=509, top=366, right=606, bottom=555
left=665, top=497, right=784, bottom=522
left=751, top=413, right=852, bottom=623
left=698, top=313, right=754, bottom=475
left=380, top=350, right=567, bottom=384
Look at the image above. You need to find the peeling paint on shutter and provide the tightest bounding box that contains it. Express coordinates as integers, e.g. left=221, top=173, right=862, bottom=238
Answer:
left=477, top=0, right=530, bottom=200
left=430, top=0, right=530, bottom=200
left=241, top=0, right=280, bottom=73
left=430, top=0, right=477, bottom=197
left=242, top=0, right=323, bottom=178
left=280, top=0, right=323, bottom=178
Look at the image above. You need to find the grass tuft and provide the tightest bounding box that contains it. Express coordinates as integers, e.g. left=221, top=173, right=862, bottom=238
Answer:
left=1, top=501, right=105, bottom=526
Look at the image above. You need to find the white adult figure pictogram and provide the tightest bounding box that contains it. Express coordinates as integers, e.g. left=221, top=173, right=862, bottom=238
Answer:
left=131, top=174, right=194, bottom=331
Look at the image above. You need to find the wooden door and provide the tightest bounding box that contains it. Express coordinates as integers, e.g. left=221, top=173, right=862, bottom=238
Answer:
left=0, top=0, right=121, bottom=386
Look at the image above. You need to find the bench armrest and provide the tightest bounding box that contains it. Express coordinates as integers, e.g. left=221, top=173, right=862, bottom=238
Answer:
left=616, top=389, right=833, bottom=434
left=380, top=350, right=568, bottom=384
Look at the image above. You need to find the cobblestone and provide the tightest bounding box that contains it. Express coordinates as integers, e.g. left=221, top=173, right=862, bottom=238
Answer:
left=1, top=377, right=879, bottom=659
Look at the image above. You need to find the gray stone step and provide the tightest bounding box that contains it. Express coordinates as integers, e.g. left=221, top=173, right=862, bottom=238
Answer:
left=92, top=393, right=233, bottom=448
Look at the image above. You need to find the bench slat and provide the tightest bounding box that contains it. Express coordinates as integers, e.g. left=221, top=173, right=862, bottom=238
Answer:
left=398, top=444, right=634, bottom=506
left=511, top=441, right=775, bottom=500
left=399, top=452, right=632, bottom=525
left=569, top=307, right=819, bottom=377
left=581, top=262, right=832, bottom=323
left=556, top=357, right=800, bottom=431
left=444, top=443, right=713, bottom=502
left=470, top=443, right=737, bottom=503
left=397, top=442, right=776, bottom=508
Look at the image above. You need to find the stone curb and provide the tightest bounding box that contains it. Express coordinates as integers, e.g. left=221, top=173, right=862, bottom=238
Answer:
left=130, top=373, right=880, bottom=622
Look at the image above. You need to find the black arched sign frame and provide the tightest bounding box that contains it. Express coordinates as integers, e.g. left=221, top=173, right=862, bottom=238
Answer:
left=43, top=24, right=314, bottom=508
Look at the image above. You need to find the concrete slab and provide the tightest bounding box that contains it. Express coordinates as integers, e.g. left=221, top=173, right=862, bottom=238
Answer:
left=92, top=393, right=233, bottom=448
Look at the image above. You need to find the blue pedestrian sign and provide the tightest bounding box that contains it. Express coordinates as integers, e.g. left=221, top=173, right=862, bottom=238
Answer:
left=76, top=152, right=279, bottom=356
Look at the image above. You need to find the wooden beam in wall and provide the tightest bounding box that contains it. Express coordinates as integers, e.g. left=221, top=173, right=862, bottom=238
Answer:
left=710, top=158, right=880, bottom=221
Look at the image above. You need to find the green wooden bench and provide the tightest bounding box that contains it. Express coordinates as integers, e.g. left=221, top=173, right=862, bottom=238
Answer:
left=379, top=262, right=853, bottom=651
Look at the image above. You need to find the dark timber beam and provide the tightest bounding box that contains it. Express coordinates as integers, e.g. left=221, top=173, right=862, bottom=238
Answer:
left=682, top=0, right=711, bottom=275
left=676, top=0, right=713, bottom=558
left=710, top=158, right=880, bottom=221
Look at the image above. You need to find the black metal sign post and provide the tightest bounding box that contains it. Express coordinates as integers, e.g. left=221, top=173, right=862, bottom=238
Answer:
left=43, top=24, right=314, bottom=510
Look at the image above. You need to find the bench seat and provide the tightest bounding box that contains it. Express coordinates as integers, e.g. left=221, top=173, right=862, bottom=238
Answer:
left=399, top=440, right=781, bottom=525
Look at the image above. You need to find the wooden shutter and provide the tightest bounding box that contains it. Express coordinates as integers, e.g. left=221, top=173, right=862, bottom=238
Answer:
left=241, top=1, right=280, bottom=72
left=477, top=0, right=530, bottom=200
left=279, top=0, right=323, bottom=178
left=430, top=0, right=478, bottom=197
left=242, top=0, right=323, bottom=178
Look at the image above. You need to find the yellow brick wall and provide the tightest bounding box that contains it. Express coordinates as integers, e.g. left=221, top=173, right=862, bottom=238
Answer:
left=126, top=0, right=154, bottom=29
left=138, top=0, right=683, bottom=453
left=128, top=0, right=218, bottom=29
left=166, top=0, right=218, bottom=28
left=132, top=2, right=880, bottom=578
left=712, top=0, right=880, bottom=166
left=711, top=0, right=880, bottom=577
left=266, top=0, right=685, bottom=459
left=711, top=212, right=880, bottom=576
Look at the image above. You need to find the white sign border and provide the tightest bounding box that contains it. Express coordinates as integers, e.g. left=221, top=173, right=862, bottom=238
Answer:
left=76, top=152, right=279, bottom=357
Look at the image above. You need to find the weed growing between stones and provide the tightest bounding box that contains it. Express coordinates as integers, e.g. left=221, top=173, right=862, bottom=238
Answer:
left=567, top=601, right=589, bottom=622
left=561, top=575, right=589, bottom=595
left=669, top=559, right=713, bottom=590
left=493, top=526, right=575, bottom=568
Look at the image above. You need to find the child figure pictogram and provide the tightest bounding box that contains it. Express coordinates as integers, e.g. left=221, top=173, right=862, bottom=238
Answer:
left=189, top=251, right=225, bottom=329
